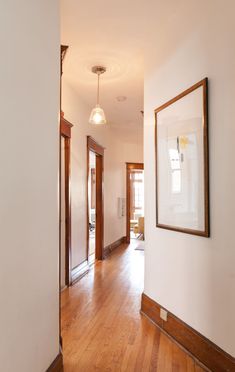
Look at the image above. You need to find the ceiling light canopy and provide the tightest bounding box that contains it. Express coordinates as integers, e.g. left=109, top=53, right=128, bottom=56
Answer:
left=116, top=96, right=127, bottom=102
left=89, top=66, right=107, bottom=125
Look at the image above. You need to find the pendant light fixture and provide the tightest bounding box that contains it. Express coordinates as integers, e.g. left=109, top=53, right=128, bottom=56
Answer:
left=89, top=66, right=107, bottom=125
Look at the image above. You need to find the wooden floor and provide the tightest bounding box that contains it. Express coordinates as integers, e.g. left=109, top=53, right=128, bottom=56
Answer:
left=61, top=240, right=206, bottom=372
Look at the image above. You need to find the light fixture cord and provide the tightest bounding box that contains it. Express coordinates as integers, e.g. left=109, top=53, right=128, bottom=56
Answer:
left=97, top=73, right=100, bottom=105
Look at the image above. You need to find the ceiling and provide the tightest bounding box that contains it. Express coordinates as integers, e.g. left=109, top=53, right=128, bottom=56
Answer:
left=60, top=0, right=202, bottom=130
left=60, top=0, right=153, bottom=129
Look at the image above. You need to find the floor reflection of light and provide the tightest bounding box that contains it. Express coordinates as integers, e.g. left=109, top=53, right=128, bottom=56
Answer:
left=128, top=241, right=144, bottom=291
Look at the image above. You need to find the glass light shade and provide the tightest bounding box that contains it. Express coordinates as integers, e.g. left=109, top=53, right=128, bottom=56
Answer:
left=89, top=104, right=107, bottom=125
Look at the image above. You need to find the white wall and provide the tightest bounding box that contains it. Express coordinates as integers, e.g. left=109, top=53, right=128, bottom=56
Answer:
left=62, top=80, right=143, bottom=268
left=0, top=1, right=60, bottom=371
left=144, top=0, right=235, bottom=356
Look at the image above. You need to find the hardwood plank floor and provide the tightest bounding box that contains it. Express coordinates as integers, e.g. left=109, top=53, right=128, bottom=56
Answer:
left=61, top=240, right=206, bottom=372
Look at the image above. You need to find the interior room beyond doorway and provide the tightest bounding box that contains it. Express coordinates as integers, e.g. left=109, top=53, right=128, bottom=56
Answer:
left=126, top=163, right=144, bottom=243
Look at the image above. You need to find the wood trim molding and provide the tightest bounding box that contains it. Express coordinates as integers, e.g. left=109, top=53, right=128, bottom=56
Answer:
left=60, top=115, right=73, bottom=138
left=95, top=154, right=104, bottom=260
left=126, top=163, right=144, bottom=243
left=46, top=353, right=63, bottom=372
left=64, top=137, right=72, bottom=286
left=141, top=293, right=235, bottom=372
left=103, top=236, right=127, bottom=258
left=87, top=136, right=105, bottom=261
left=87, top=136, right=105, bottom=156
left=126, top=162, right=144, bottom=170
left=60, top=113, right=73, bottom=287
left=61, top=45, right=68, bottom=76
left=71, top=260, right=90, bottom=285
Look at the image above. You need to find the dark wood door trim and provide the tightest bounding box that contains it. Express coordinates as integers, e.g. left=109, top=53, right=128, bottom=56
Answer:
left=126, top=163, right=144, bottom=243
left=61, top=45, right=68, bottom=76
left=95, top=154, right=104, bottom=260
left=60, top=113, right=73, bottom=138
left=87, top=136, right=105, bottom=261
left=87, top=136, right=105, bottom=156
left=46, top=353, right=63, bottom=372
left=60, top=115, right=73, bottom=286
left=59, top=44, right=69, bottom=357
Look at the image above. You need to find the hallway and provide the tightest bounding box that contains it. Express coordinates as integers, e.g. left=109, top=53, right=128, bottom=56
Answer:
left=61, top=242, right=205, bottom=371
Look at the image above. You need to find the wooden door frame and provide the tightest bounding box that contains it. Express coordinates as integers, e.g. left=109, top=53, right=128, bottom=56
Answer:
left=126, top=162, right=144, bottom=243
left=60, top=114, right=73, bottom=286
left=59, top=45, right=69, bottom=353
left=87, top=136, right=104, bottom=260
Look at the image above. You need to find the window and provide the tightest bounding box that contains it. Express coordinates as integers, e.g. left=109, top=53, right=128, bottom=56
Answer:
left=130, top=170, right=144, bottom=219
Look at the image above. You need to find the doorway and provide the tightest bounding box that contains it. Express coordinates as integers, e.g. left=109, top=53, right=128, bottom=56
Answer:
left=126, top=163, right=144, bottom=243
left=87, top=136, right=104, bottom=261
left=60, top=115, right=73, bottom=288
left=88, top=150, right=96, bottom=263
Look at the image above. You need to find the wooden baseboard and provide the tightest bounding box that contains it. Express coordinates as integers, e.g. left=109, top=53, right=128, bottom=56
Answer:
left=46, top=353, right=63, bottom=372
left=71, top=237, right=127, bottom=282
left=141, top=293, right=235, bottom=372
left=103, top=236, right=126, bottom=258
left=71, top=260, right=90, bottom=285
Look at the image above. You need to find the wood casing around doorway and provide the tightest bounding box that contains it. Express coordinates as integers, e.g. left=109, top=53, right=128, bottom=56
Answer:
left=46, top=353, right=63, bottom=372
left=87, top=136, right=105, bottom=260
left=60, top=115, right=73, bottom=287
